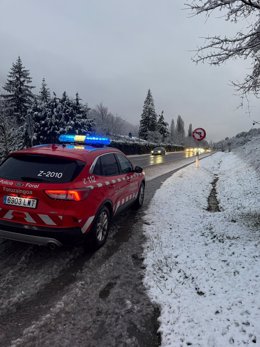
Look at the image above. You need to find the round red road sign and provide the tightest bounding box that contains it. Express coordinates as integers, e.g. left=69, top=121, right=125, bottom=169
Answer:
left=192, top=128, right=206, bottom=141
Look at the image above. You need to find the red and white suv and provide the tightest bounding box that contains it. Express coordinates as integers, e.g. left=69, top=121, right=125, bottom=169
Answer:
left=0, top=137, right=145, bottom=249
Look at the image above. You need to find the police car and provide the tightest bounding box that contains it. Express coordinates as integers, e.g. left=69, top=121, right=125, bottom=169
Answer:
left=0, top=135, right=145, bottom=249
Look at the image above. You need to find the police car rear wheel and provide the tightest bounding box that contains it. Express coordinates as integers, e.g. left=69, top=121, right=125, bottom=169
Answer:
left=89, top=206, right=110, bottom=249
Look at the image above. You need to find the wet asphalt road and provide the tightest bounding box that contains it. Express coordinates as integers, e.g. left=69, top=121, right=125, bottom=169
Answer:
left=130, top=151, right=196, bottom=168
left=0, top=153, right=201, bottom=347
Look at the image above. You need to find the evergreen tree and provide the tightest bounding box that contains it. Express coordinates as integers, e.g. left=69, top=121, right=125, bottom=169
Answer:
left=58, top=92, right=93, bottom=135
left=39, top=78, right=50, bottom=103
left=0, top=95, right=27, bottom=159
left=0, top=97, right=10, bottom=159
left=34, top=93, right=60, bottom=144
left=188, top=123, right=193, bottom=137
left=170, top=119, right=176, bottom=143
left=27, top=96, right=42, bottom=145
left=157, top=111, right=169, bottom=142
left=1, top=56, right=34, bottom=125
left=72, top=93, right=93, bottom=134
left=61, top=91, right=68, bottom=102
left=176, top=115, right=185, bottom=145
left=32, top=92, right=94, bottom=145
left=139, top=89, right=157, bottom=140
left=75, top=92, right=81, bottom=112
left=185, top=123, right=196, bottom=147
left=147, top=130, right=162, bottom=144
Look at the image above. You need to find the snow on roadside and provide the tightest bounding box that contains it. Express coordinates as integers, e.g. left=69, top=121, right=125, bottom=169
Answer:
left=234, top=134, right=260, bottom=172
left=143, top=150, right=260, bottom=347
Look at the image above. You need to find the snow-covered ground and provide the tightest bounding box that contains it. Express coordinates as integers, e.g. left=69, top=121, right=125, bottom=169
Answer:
left=143, top=135, right=260, bottom=347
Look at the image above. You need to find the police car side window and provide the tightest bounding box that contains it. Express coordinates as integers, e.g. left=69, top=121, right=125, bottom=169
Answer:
left=92, top=157, right=102, bottom=176
left=116, top=154, right=133, bottom=174
left=99, top=154, right=120, bottom=176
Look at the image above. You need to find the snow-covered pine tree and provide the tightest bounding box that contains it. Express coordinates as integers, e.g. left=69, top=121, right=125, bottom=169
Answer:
left=59, top=91, right=72, bottom=133
left=176, top=115, right=185, bottom=145
left=31, top=79, right=51, bottom=145
left=188, top=123, right=192, bottom=137
left=139, top=89, right=157, bottom=140
left=39, top=78, right=51, bottom=103
left=33, top=92, right=94, bottom=145
left=157, top=111, right=169, bottom=142
left=58, top=92, right=94, bottom=135
left=32, top=92, right=60, bottom=144
left=170, top=118, right=176, bottom=143
left=1, top=56, right=34, bottom=125
left=1, top=57, right=35, bottom=151
left=72, top=93, right=93, bottom=134
left=147, top=130, right=162, bottom=144
left=0, top=96, right=22, bottom=160
left=185, top=123, right=196, bottom=147
left=0, top=97, right=10, bottom=160
left=27, top=96, right=42, bottom=146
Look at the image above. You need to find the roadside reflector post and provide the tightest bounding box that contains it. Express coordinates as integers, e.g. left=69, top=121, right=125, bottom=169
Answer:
left=195, top=150, right=200, bottom=168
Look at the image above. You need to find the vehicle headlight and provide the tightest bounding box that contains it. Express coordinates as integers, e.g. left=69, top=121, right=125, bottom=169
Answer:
left=158, top=150, right=161, bottom=153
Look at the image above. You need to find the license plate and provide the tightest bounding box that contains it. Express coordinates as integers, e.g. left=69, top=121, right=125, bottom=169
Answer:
left=3, top=196, right=37, bottom=209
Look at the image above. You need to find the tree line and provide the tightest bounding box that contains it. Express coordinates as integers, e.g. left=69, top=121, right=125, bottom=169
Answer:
left=0, top=57, right=138, bottom=159
left=139, top=89, right=198, bottom=147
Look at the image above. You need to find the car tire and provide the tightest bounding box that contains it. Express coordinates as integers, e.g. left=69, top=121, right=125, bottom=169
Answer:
left=87, top=206, right=110, bottom=250
left=133, top=182, right=145, bottom=209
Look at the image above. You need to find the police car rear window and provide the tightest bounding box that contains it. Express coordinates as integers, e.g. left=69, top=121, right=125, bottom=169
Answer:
left=0, top=155, right=85, bottom=183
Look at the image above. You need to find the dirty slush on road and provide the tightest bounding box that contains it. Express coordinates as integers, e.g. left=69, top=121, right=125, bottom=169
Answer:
left=0, top=173, right=177, bottom=347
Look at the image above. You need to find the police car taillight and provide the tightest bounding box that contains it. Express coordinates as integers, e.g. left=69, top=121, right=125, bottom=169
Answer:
left=45, top=189, right=90, bottom=201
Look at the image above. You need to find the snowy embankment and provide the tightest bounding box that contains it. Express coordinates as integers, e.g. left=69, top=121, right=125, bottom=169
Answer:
left=143, top=136, right=260, bottom=347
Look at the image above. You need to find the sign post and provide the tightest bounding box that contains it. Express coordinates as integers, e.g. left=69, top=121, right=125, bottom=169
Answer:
left=192, top=128, right=206, bottom=168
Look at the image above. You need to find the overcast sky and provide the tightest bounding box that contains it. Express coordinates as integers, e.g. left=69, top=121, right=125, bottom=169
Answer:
left=0, top=0, right=259, bottom=142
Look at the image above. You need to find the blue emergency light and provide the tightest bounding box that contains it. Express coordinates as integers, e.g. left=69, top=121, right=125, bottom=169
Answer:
left=58, top=134, right=111, bottom=146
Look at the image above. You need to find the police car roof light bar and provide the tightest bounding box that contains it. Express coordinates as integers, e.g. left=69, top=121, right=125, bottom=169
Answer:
left=58, top=134, right=111, bottom=146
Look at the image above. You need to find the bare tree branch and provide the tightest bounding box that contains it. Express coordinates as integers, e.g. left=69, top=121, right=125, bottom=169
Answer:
left=240, top=0, right=260, bottom=10
left=186, top=0, right=260, bottom=95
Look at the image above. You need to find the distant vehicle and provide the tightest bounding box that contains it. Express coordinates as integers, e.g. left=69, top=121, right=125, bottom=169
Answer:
left=151, top=147, right=166, bottom=155
left=185, top=147, right=206, bottom=154
left=0, top=134, right=145, bottom=249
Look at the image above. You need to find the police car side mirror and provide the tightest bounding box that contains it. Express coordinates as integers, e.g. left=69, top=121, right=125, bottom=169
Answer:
left=134, top=166, right=143, bottom=173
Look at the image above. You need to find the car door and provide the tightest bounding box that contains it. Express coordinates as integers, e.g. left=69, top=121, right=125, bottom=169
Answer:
left=115, top=153, right=139, bottom=210
left=92, top=153, right=125, bottom=214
